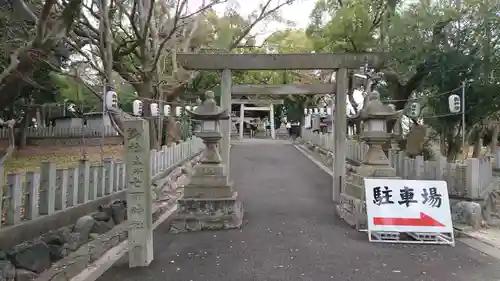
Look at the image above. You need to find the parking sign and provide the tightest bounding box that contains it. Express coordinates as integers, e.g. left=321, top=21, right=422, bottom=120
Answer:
left=364, top=178, right=453, bottom=234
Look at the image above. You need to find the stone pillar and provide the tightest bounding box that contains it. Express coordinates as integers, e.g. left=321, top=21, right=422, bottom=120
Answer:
left=124, top=118, right=153, bottom=268
left=495, top=148, right=500, bottom=170
left=270, top=104, right=275, bottom=139
left=239, top=103, right=244, bottom=140
left=221, top=69, right=231, bottom=177
left=333, top=68, right=348, bottom=203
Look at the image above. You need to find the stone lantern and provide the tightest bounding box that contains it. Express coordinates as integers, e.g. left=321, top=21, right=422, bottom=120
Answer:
left=339, top=91, right=402, bottom=230
left=170, top=91, right=243, bottom=233
left=353, top=90, right=401, bottom=177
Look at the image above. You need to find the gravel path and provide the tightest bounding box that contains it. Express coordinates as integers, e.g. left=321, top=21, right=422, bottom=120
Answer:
left=98, top=142, right=500, bottom=281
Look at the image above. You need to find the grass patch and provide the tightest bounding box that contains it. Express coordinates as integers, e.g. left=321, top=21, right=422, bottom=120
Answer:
left=3, top=145, right=124, bottom=174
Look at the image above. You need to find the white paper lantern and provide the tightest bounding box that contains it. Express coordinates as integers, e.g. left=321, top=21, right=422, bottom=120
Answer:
left=326, top=108, right=332, bottom=115
left=448, top=94, right=461, bottom=113
left=175, top=106, right=182, bottom=116
left=408, top=102, right=421, bottom=118
left=132, top=100, right=143, bottom=116
left=308, top=108, right=313, bottom=115
left=150, top=103, right=159, bottom=117
left=105, top=90, right=118, bottom=110
left=313, top=108, right=319, bottom=114
left=319, top=108, right=325, bottom=114
left=163, top=105, right=171, bottom=116
left=304, top=108, right=308, bottom=115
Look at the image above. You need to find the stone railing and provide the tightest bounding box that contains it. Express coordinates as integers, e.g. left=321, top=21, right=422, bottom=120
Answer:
left=301, top=129, right=495, bottom=200
left=0, top=137, right=204, bottom=249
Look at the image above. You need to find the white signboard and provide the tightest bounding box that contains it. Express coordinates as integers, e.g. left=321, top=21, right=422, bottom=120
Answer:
left=364, top=178, right=453, bottom=234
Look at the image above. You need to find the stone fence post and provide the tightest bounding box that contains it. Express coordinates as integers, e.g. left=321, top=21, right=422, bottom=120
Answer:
left=495, top=149, right=500, bottom=170
left=466, top=158, right=480, bottom=199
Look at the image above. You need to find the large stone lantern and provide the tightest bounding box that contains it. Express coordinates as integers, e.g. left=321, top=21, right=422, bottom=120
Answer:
left=353, top=90, right=401, bottom=177
left=338, top=91, right=402, bottom=230
left=170, top=91, right=243, bottom=233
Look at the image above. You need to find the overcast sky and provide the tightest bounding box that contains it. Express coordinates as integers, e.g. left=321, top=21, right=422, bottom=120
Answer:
left=188, top=0, right=365, bottom=113
left=212, top=0, right=316, bottom=43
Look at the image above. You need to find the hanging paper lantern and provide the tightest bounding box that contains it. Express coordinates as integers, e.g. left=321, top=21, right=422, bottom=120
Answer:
left=175, top=106, right=182, bottom=116
left=132, top=100, right=143, bottom=116
left=150, top=103, right=159, bottom=117
left=448, top=94, right=461, bottom=113
left=105, top=89, right=118, bottom=110
left=408, top=102, right=421, bottom=118
left=163, top=105, right=171, bottom=116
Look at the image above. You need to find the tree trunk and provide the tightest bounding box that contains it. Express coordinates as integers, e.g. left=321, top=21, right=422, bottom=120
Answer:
left=137, top=81, right=159, bottom=150
left=19, top=110, right=31, bottom=149
left=35, top=108, right=44, bottom=127
left=472, top=132, right=482, bottom=158
left=446, top=134, right=461, bottom=162
left=440, top=129, right=446, bottom=156
left=490, top=125, right=499, bottom=154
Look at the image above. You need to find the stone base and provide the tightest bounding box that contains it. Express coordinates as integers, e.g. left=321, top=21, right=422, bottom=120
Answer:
left=169, top=192, right=244, bottom=233
left=356, top=164, right=397, bottom=178
left=336, top=192, right=367, bottom=230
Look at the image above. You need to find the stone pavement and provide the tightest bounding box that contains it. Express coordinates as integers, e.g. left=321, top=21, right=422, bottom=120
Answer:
left=98, top=141, right=500, bottom=281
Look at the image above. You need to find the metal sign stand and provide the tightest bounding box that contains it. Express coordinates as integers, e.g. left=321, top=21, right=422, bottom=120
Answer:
left=368, top=230, right=455, bottom=246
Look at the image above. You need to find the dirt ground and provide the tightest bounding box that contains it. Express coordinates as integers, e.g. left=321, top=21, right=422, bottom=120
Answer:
left=1, top=144, right=124, bottom=174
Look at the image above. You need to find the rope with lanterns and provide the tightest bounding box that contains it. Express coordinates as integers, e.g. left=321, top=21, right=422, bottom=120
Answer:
left=404, top=84, right=465, bottom=119
left=130, top=98, right=201, bottom=140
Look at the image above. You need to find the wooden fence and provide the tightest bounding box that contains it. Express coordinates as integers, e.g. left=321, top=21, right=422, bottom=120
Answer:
left=0, top=137, right=204, bottom=228
left=301, top=129, right=495, bottom=199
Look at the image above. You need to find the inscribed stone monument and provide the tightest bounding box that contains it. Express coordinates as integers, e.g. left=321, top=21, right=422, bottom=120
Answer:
left=124, top=118, right=153, bottom=267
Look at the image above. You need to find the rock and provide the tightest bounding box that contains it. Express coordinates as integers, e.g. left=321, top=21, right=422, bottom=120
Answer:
left=9, top=242, right=51, bottom=273
left=172, top=167, right=183, bottom=177
left=0, top=259, right=15, bottom=281
left=64, top=233, right=87, bottom=251
left=74, top=216, right=96, bottom=237
left=15, top=269, right=37, bottom=281
left=451, top=201, right=482, bottom=229
left=92, top=211, right=111, bottom=222
left=151, top=192, right=158, bottom=201
left=48, top=244, right=68, bottom=262
left=98, top=204, right=114, bottom=219
left=91, top=221, right=114, bottom=234
left=110, top=201, right=127, bottom=224
left=42, top=227, right=72, bottom=246
left=487, top=217, right=500, bottom=227
left=89, top=233, right=100, bottom=241
left=181, top=166, right=190, bottom=174
left=169, top=181, right=178, bottom=191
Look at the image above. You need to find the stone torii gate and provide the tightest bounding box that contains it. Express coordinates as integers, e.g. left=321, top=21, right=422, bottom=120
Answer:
left=232, top=83, right=338, bottom=137
left=231, top=99, right=284, bottom=139
left=177, top=53, right=382, bottom=202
